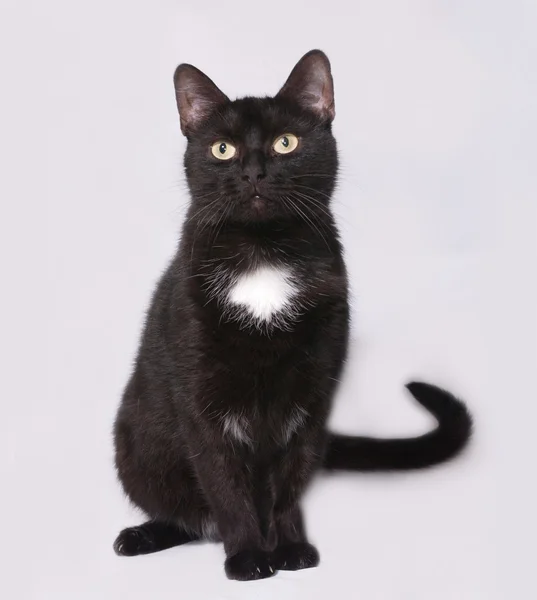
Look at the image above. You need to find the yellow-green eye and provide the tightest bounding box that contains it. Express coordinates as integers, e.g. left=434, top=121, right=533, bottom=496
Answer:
left=211, top=141, right=236, bottom=160
left=273, top=133, right=299, bottom=155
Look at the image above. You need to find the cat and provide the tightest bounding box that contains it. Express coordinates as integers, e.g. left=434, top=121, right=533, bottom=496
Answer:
left=113, top=50, right=472, bottom=581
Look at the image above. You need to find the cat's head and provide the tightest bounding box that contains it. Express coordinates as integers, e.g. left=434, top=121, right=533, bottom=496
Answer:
left=174, top=50, right=338, bottom=226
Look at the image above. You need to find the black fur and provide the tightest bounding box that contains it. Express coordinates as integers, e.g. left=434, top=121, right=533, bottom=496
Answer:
left=325, top=382, right=473, bottom=471
left=113, top=50, right=472, bottom=581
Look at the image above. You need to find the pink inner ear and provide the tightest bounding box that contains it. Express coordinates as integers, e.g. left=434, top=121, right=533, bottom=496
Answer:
left=174, top=64, right=229, bottom=135
left=188, top=97, right=217, bottom=124
left=277, top=50, right=335, bottom=122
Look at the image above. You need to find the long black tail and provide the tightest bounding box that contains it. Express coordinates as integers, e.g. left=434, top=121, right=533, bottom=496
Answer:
left=324, top=382, right=473, bottom=471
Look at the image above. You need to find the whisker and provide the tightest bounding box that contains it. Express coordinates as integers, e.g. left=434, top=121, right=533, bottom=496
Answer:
left=291, top=184, right=333, bottom=202
left=281, top=195, right=331, bottom=250
left=192, top=189, right=222, bottom=200
left=288, top=190, right=333, bottom=219
left=287, top=173, right=335, bottom=179
left=189, top=198, right=224, bottom=264
left=290, top=194, right=333, bottom=240
left=287, top=170, right=359, bottom=186
left=186, top=196, right=222, bottom=225
left=210, top=199, right=232, bottom=247
left=287, top=183, right=351, bottom=212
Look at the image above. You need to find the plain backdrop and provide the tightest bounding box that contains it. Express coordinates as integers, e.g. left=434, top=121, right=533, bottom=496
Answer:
left=2, top=1, right=536, bottom=598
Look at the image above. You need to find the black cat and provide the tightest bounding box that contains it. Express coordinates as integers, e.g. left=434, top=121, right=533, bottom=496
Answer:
left=113, top=50, right=472, bottom=581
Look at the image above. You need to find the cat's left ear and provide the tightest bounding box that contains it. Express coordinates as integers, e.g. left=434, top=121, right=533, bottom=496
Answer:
left=277, top=50, right=335, bottom=122
left=173, top=64, right=229, bottom=136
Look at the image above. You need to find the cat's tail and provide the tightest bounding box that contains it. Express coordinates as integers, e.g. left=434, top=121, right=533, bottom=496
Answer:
left=324, top=382, right=472, bottom=471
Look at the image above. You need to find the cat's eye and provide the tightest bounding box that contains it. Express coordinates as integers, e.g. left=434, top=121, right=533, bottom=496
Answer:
left=273, top=134, right=299, bottom=155
left=211, top=141, right=236, bottom=160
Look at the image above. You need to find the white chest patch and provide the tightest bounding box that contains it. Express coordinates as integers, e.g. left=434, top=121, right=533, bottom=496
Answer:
left=227, top=265, right=299, bottom=324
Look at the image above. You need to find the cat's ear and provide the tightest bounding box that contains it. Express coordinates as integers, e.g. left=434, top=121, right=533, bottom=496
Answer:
left=277, top=50, right=335, bottom=122
left=173, top=64, right=229, bottom=136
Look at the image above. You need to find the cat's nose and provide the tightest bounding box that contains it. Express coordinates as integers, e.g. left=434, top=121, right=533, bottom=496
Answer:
left=242, top=169, right=265, bottom=184
left=242, top=159, right=266, bottom=184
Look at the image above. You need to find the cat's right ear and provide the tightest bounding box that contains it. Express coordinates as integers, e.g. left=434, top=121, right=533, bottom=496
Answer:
left=173, top=64, right=229, bottom=136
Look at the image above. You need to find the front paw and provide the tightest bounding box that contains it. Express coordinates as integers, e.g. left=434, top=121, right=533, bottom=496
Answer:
left=272, top=542, right=320, bottom=571
left=224, top=549, right=276, bottom=581
left=114, top=526, right=155, bottom=556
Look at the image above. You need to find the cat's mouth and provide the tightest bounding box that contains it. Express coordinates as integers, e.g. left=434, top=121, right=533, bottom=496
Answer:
left=247, top=190, right=268, bottom=201
left=235, top=192, right=282, bottom=222
left=250, top=194, right=268, bottom=209
left=245, top=193, right=276, bottom=219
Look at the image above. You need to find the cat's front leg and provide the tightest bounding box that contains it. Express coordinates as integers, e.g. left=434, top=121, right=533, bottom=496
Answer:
left=270, top=297, right=349, bottom=570
left=188, top=436, right=276, bottom=581
left=271, top=428, right=326, bottom=571
left=272, top=504, right=320, bottom=571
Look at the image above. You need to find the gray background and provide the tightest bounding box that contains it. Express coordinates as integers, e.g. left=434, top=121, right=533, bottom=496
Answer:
left=3, top=0, right=536, bottom=598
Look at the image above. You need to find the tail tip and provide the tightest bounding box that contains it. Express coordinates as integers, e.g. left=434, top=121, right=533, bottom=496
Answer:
left=406, top=379, right=473, bottom=443
left=405, top=381, right=433, bottom=395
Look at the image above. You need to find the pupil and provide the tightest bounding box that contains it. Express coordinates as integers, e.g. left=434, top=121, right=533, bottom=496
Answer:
left=282, top=137, right=289, bottom=147
left=219, top=143, right=227, bottom=154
